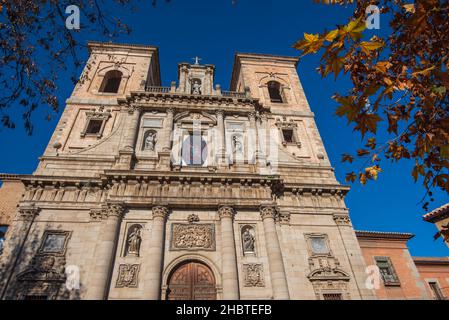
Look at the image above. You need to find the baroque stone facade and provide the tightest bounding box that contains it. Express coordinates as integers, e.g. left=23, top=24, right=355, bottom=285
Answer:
left=0, top=42, right=378, bottom=300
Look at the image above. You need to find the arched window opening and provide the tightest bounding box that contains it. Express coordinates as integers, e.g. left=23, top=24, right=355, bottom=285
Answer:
left=267, top=81, right=283, bottom=103
left=100, top=70, right=122, bottom=93
left=181, top=133, right=207, bottom=166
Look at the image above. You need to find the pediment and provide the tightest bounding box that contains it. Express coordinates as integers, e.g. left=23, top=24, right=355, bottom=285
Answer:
left=307, top=267, right=350, bottom=281
left=174, top=111, right=217, bottom=125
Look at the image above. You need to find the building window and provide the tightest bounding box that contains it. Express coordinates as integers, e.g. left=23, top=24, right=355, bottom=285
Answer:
left=309, top=235, right=330, bottom=255
left=323, top=293, right=342, bottom=300
left=85, top=119, right=103, bottom=135
left=374, top=256, right=400, bottom=286
left=282, top=129, right=295, bottom=143
left=181, top=133, right=207, bottom=166
left=38, top=230, right=71, bottom=255
left=80, top=110, right=111, bottom=138
left=267, top=81, right=283, bottom=103
left=99, top=70, right=122, bottom=93
left=428, top=282, right=445, bottom=300
left=0, top=225, right=8, bottom=255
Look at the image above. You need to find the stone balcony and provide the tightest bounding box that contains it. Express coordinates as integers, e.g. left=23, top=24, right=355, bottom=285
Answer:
left=144, top=84, right=250, bottom=99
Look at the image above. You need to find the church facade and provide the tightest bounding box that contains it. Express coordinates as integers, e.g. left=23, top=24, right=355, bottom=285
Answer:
left=0, top=42, right=378, bottom=300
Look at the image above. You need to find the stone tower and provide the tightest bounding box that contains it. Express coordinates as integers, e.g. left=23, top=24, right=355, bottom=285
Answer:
left=0, top=42, right=376, bottom=300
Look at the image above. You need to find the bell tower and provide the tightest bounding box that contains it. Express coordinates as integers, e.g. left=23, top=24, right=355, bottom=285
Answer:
left=177, top=58, right=216, bottom=95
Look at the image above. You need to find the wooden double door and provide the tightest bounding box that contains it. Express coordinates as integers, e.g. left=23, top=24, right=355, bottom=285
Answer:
left=166, top=261, right=216, bottom=300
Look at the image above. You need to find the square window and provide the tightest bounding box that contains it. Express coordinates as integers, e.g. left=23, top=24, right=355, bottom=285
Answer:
left=181, top=133, right=207, bottom=166
left=38, top=231, right=70, bottom=255
left=310, top=236, right=329, bottom=255
left=429, top=282, right=445, bottom=300
left=85, top=119, right=103, bottom=135
left=282, top=129, right=295, bottom=143
left=375, top=257, right=400, bottom=286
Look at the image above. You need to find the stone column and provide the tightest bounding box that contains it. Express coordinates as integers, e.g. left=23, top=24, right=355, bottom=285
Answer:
left=144, top=205, right=169, bottom=300
left=260, top=205, right=290, bottom=299
left=122, top=106, right=141, bottom=151
left=248, top=112, right=260, bottom=163
left=116, top=106, right=141, bottom=169
left=0, top=205, right=40, bottom=299
left=333, top=212, right=377, bottom=299
left=218, top=205, right=240, bottom=299
left=87, top=202, right=125, bottom=300
left=216, top=110, right=226, bottom=160
left=162, top=108, right=175, bottom=152
left=259, top=113, right=269, bottom=159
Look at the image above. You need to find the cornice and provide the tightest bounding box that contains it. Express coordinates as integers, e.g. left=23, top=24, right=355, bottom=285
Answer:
left=101, top=170, right=281, bottom=185
left=282, top=183, right=350, bottom=196
left=412, top=257, right=449, bottom=266
left=355, top=230, right=415, bottom=241
left=423, top=203, right=449, bottom=223
left=117, top=90, right=263, bottom=112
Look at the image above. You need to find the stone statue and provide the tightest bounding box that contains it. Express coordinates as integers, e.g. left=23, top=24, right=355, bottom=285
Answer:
left=242, top=228, right=255, bottom=253
left=192, top=80, right=202, bottom=95
left=144, top=131, right=157, bottom=151
left=232, top=135, right=243, bottom=155
left=127, top=226, right=142, bottom=256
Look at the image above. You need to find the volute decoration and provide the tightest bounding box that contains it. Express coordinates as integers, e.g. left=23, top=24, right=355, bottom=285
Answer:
left=218, top=205, right=235, bottom=219
left=152, top=205, right=169, bottom=219
left=260, top=205, right=277, bottom=220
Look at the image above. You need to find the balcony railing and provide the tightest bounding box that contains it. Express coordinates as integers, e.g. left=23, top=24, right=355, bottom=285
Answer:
left=145, top=86, right=171, bottom=93
left=221, top=91, right=247, bottom=99
left=144, top=86, right=249, bottom=99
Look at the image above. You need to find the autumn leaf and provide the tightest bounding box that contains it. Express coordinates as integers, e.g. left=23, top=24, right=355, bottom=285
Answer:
left=357, top=149, right=370, bottom=157
left=344, top=16, right=366, bottom=40
left=374, top=61, right=392, bottom=73
left=412, top=66, right=436, bottom=77
left=324, top=29, right=339, bottom=42
left=341, top=153, right=354, bottom=163
left=360, top=41, right=384, bottom=55
left=403, top=3, right=415, bottom=13
left=345, top=172, right=357, bottom=183
left=365, top=165, right=382, bottom=180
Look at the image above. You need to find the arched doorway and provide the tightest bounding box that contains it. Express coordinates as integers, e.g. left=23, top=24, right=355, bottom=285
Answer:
left=166, top=260, right=216, bottom=300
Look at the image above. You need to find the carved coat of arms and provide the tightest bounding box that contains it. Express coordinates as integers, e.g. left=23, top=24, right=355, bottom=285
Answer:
left=170, top=223, right=215, bottom=250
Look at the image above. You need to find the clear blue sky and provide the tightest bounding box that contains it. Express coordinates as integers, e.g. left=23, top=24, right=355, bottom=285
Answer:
left=0, top=0, right=447, bottom=256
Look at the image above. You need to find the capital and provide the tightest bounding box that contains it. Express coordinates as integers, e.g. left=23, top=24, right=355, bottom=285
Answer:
left=152, top=205, right=169, bottom=219
left=104, top=202, right=126, bottom=219
left=218, top=205, right=235, bottom=219
left=126, top=105, right=141, bottom=115
left=17, top=205, right=40, bottom=221
left=260, top=205, right=277, bottom=220
left=248, top=111, right=256, bottom=121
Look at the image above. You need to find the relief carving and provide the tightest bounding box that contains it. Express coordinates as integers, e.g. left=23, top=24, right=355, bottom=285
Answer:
left=333, top=213, right=351, bottom=226
left=17, top=255, right=66, bottom=283
left=170, top=223, right=215, bottom=251
left=116, top=264, right=140, bottom=288
left=243, top=264, right=265, bottom=287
